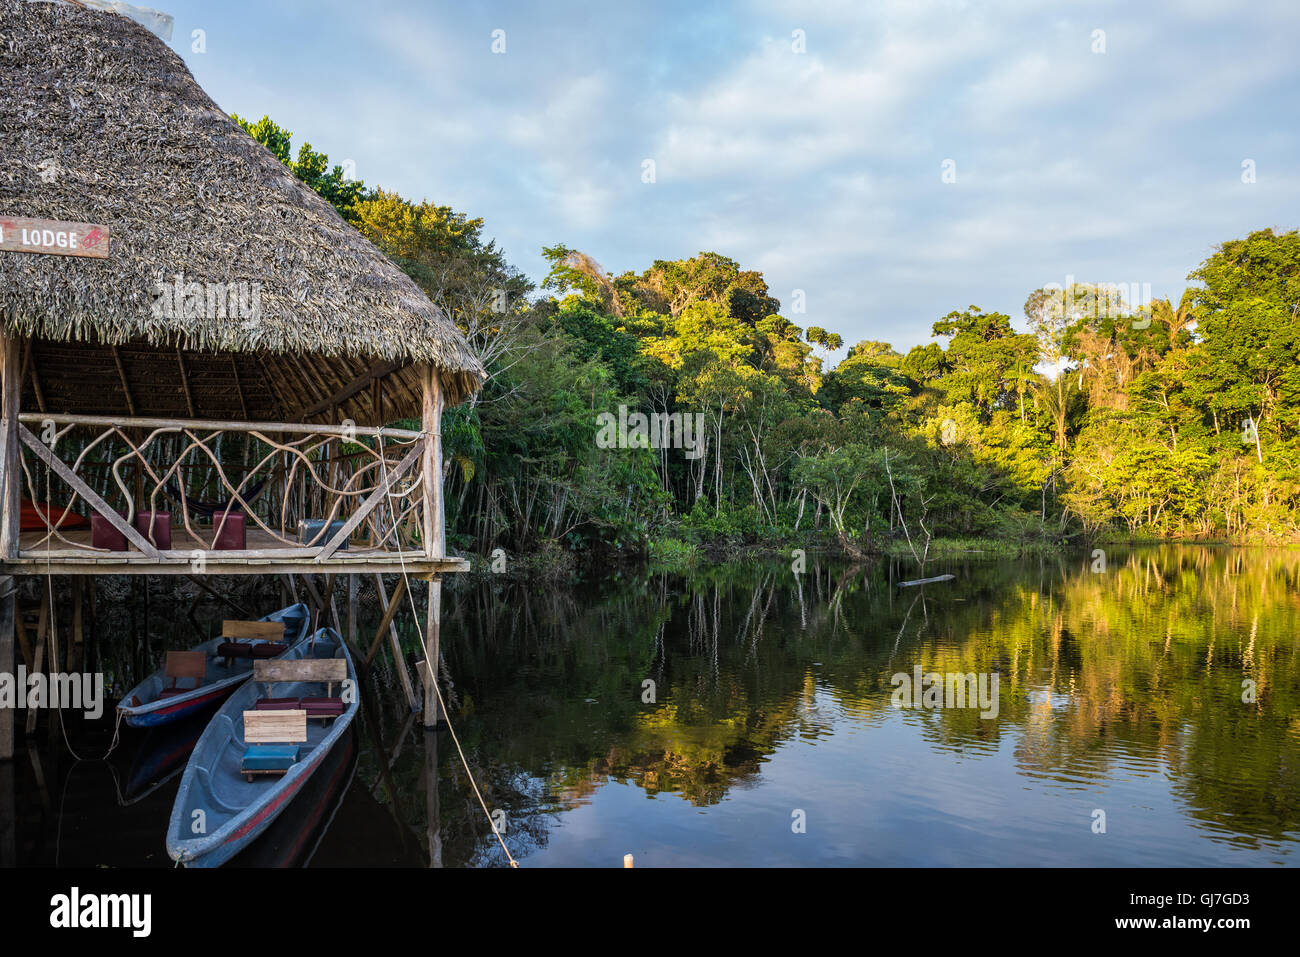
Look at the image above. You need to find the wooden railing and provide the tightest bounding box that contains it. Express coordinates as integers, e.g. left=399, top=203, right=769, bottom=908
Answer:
left=12, top=413, right=436, bottom=561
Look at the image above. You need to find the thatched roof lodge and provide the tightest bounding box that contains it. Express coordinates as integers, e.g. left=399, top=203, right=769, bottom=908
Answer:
left=0, top=0, right=483, bottom=422
left=0, top=0, right=485, bottom=577
left=0, top=0, right=477, bottom=749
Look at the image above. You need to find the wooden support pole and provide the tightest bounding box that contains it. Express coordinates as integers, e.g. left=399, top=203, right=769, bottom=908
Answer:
left=0, top=578, right=13, bottom=761
left=70, top=580, right=84, bottom=673
left=425, top=727, right=442, bottom=868
left=0, top=337, right=17, bottom=760
left=0, top=336, right=21, bottom=561
left=346, top=573, right=357, bottom=651
left=420, top=365, right=445, bottom=727
left=25, top=590, right=48, bottom=735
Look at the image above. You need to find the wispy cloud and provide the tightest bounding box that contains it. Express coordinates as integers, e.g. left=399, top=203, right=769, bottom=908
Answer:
left=162, top=0, right=1300, bottom=354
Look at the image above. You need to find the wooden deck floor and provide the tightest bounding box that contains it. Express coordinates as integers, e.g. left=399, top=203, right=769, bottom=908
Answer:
left=0, top=527, right=467, bottom=575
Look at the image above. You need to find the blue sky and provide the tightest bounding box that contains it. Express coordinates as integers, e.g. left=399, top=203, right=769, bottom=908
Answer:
left=158, top=0, right=1299, bottom=360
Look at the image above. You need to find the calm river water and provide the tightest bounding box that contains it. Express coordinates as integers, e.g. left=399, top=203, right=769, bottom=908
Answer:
left=9, top=545, right=1300, bottom=866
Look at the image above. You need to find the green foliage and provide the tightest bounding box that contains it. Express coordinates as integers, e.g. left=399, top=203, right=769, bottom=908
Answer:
left=239, top=111, right=1300, bottom=554
left=232, top=114, right=367, bottom=221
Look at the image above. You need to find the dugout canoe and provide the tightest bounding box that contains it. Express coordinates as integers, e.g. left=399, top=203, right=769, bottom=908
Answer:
left=117, top=603, right=310, bottom=728
left=165, top=627, right=358, bottom=868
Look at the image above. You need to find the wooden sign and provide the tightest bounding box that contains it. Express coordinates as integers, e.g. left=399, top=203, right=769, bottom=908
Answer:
left=0, top=216, right=110, bottom=259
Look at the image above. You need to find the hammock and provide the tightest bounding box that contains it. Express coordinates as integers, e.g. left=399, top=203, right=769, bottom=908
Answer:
left=162, top=477, right=268, bottom=519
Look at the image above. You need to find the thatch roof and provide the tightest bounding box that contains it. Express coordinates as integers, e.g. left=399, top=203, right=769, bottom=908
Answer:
left=0, top=0, right=485, bottom=420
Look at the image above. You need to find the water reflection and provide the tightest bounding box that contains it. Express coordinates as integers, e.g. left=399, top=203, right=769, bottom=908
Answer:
left=5, top=546, right=1299, bottom=866
left=415, top=546, right=1299, bottom=866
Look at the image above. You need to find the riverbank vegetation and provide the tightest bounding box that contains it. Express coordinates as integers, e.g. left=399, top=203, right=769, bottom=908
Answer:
left=239, top=115, right=1300, bottom=566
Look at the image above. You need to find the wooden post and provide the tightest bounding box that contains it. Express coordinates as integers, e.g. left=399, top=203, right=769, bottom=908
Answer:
left=0, top=579, right=13, bottom=762
left=425, top=728, right=442, bottom=868
left=420, top=365, right=445, bottom=727
left=0, top=336, right=20, bottom=759
left=346, top=574, right=357, bottom=651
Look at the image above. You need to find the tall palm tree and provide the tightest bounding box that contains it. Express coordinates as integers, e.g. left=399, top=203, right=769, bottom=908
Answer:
left=1150, top=289, right=1197, bottom=339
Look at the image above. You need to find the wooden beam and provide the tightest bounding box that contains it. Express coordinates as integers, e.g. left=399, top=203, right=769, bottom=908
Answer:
left=373, top=573, right=418, bottom=710
left=110, top=345, right=136, bottom=416
left=176, top=349, right=196, bottom=417
left=18, top=424, right=163, bottom=559
left=0, top=556, right=470, bottom=576
left=313, top=438, right=424, bottom=563
left=18, top=413, right=422, bottom=441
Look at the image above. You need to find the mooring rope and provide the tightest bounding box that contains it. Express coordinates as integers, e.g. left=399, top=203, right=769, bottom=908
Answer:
left=375, top=430, right=519, bottom=868
left=41, top=462, right=123, bottom=764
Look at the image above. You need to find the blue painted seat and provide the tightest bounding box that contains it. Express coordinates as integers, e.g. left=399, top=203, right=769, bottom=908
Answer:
left=243, top=743, right=299, bottom=773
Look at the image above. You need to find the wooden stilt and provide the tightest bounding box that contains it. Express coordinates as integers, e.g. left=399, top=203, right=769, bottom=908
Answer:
left=0, top=336, right=20, bottom=762
left=423, top=574, right=442, bottom=727
left=25, top=591, right=48, bottom=735
left=13, top=603, right=30, bottom=671
left=346, top=574, right=358, bottom=650
left=70, top=579, right=84, bottom=673
left=0, top=578, right=13, bottom=761
left=425, top=728, right=442, bottom=868
left=419, top=365, right=445, bottom=728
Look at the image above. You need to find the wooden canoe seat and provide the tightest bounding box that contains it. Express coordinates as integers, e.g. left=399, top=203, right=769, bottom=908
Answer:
left=254, top=695, right=343, bottom=718
left=241, top=709, right=307, bottom=782
left=217, top=620, right=288, bottom=663
left=160, top=650, right=206, bottom=696
left=253, top=658, right=347, bottom=721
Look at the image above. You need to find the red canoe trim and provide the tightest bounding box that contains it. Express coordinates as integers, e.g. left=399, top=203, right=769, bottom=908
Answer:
left=153, top=687, right=229, bottom=717
left=228, top=752, right=326, bottom=844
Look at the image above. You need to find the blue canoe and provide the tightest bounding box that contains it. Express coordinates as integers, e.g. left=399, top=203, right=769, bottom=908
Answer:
left=165, top=627, right=358, bottom=868
left=117, top=603, right=310, bottom=728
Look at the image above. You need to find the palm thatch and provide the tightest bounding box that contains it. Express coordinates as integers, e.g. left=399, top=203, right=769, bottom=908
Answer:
left=0, top=0, right=485, bottom=421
